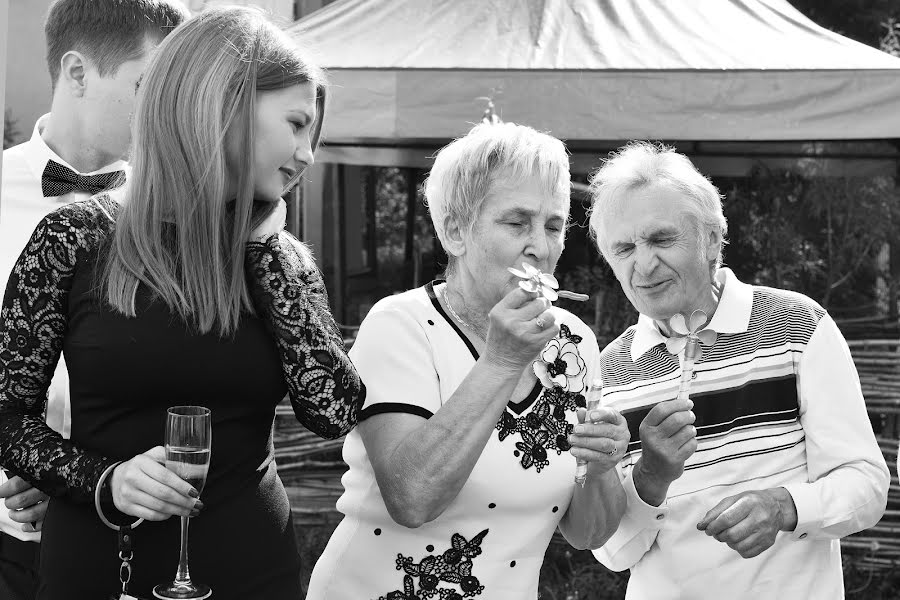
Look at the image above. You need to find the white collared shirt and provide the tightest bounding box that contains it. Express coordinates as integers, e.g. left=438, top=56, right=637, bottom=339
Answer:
left=0, top=114, right=127, bottom=541
left=593, top=268, right=889, bottom=599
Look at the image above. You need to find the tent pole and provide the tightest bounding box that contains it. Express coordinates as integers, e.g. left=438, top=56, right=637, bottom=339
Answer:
left=364, top=168, right=377, bottom=278
left=333, top=163, right=346, bottom=323
left=890, top=140, right=900, bottom=321
left=286, top=186, right=301, bottom=237
left=403, top=167, right=417, bottom=289
left=301, top=162, right=325, bottom=257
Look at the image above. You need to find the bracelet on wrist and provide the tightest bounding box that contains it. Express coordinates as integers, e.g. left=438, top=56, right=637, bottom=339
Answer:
left=94, top=462, right=143, bottom=532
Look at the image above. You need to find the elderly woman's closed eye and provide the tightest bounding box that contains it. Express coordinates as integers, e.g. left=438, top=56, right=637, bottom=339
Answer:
left=308, top=122, right=629, bottom=600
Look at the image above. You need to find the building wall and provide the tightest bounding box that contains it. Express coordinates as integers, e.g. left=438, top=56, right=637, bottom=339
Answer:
left=1, top=0, right=8, bottom=145
left=4, top=0, right=53, bottom=146
left=1, top=0, right=9, bottom=214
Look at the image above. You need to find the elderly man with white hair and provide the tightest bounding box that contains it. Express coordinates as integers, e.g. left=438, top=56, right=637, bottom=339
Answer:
left=588, top=142, right=889, bottom=599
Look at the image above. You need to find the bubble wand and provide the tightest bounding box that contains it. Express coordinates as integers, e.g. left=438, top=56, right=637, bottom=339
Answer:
left=508, top=263, right=599, bottom=485
left=507, top=263, right=589, bottom=302
left=574, top=380, right=603, bottom=486
left=665, top=310, right=718, bottom=401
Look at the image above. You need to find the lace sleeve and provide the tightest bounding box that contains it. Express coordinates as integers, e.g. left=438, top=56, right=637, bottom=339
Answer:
left=0, top=201, right=117, bottom=502
left=245, top=232, right=365, bottom=439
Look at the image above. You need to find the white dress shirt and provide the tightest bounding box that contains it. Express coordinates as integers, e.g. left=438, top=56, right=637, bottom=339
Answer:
left=592, top=268, right=889, bottom=600
left=0, top=114, right=126, bottom=541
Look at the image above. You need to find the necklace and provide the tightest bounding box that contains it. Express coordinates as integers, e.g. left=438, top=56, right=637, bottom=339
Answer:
left=442, top=286, right=485, bottom=338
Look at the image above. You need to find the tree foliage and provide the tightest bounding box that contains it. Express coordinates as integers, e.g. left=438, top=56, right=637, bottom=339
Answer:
left=790, top=0, right=899, bottom=52
left=720, top=169, right=900, bottom=312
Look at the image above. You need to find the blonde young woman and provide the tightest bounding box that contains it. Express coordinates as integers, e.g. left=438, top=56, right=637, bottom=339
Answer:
left=0, top=8, right=363, bottom=599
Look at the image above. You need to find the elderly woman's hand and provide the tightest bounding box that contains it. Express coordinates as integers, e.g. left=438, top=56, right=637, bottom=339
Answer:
left=110, top=446, right=202, bottom=521
left=484, top=287, right=559, bottom=372
left=568, top=407, right=630, bottom=474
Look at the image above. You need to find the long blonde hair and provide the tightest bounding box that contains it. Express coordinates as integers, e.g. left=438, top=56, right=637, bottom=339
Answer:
left=104, top=7, right=326, bottom=336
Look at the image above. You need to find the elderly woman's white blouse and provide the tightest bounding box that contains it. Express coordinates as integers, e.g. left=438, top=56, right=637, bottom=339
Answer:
left=307, top=282, right=602, bottom=600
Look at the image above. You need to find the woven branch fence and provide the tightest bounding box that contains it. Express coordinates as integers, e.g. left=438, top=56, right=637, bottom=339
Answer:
left=840, top=316, right=900, bottom=572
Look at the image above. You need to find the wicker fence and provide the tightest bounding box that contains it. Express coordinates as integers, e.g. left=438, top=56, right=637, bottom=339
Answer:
left=840, top=317, right=900, bottom=571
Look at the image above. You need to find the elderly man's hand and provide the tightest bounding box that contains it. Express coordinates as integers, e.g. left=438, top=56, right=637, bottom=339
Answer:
left=697, top=488, right=799, bottom=559
left=0, top=475, right=49, bottom=533
left=632, top=398, right=697, bottom=506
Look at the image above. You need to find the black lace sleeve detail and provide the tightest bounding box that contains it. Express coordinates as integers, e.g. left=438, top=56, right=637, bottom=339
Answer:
left=245, top=232, right=365, bottom=439
left=0, top=199, right=118, bottom=502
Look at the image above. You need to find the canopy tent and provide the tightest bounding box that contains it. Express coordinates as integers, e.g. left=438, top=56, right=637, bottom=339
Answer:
left=291, top=0, right=900, bottom=142
left=287, top=0, right=900, bottom=324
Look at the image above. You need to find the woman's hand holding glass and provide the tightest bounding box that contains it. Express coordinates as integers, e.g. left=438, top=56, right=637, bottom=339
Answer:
left=484, top=287, right=559, bottom=372
left=110, top=446, right=201, bottom=521
left=568, top=408, right=630, bottom=474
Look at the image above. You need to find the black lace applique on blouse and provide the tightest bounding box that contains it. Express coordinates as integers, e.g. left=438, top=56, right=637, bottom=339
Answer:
left=0, top=198, right=364, bottom=504
left=377, top=529, right=489, bottom=600
left=495, top=324, right=587, bottom=472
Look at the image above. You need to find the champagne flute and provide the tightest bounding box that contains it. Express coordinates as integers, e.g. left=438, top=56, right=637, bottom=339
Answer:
left=153, top=406, right=212, bottom=600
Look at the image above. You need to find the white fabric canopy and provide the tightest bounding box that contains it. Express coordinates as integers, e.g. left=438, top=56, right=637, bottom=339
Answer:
left=291, top=0, right=900, bottom=141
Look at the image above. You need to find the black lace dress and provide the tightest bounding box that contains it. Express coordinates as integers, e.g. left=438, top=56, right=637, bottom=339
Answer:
left=0, top=197, right=364, bottom=599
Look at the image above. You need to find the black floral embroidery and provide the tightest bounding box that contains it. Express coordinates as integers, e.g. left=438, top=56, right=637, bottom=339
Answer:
left=559, top=323, right=582, bottom=344
left=496, top=411, right=517, bottom=442
left=515, top=428, right=550, bottom=470
left=533, top=324, right=587, bottom=393
left=377, top=529, right=489, bottom=600
left=495, top=324, right=588, bottom=472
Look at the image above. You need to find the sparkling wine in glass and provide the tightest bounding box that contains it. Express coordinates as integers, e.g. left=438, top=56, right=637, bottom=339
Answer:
left=153, top=406, right=212, bottom=600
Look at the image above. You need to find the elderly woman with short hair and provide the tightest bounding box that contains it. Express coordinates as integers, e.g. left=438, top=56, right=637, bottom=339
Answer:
left=308, top=122, right=629, bottom=599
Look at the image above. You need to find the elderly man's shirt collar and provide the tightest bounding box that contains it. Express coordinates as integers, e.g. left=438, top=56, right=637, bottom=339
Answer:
left=630, top=268, right=753, bottom=361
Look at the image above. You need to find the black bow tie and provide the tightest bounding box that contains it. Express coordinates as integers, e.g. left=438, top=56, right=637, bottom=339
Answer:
left=41, top=159, right=125, bottom=197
